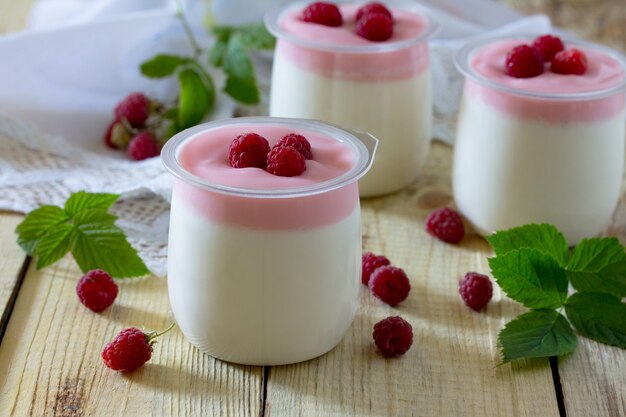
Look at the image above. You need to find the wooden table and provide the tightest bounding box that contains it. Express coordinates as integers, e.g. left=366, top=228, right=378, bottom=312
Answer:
left=1, top=1, right=625, bottom=416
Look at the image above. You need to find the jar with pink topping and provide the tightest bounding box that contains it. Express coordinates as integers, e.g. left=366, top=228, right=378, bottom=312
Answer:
left=162, top=117, right=377, bottom=365
left=453, top=36, right=626, bottom=244
left=265, top=0, right=438, bottom=197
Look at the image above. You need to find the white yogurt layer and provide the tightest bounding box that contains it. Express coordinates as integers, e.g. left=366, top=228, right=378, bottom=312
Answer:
left=453, top=94, right=626, bottom=244
left=167, top=196, right=361, bottom=365
left=270, top=51, right=432, bottom=197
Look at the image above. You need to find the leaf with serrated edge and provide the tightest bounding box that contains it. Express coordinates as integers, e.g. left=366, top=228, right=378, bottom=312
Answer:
left=486, top=223, right=569, bottom=267
left=222, top=33, right=260, bottom=104
left=64, top=191, right=119, bottom=216
left=140, top=54, right=186, bottom=78
left=35, top=223, right=74, bottom=269
left=566, top=238, right=626, bottom=298
left=565, top=292, right=626, bottom=348
left=236, top=23, right=276, bottom=49
left=16, top=205, right=69, bottom=255
left=72, top=223, right=148, bottom=278
left=489, top=248, right=568, bottom=309
left=177, top=67, right=215, bottom=129
left=498, top=310, right=577, bottom=363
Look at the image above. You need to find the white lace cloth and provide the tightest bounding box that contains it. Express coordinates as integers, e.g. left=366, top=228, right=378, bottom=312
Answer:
left=0, top=0, right=552, bottom=277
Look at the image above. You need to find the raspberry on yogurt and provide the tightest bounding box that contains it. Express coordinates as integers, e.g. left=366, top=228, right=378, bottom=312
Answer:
left=505, top=44, right=544, bottom=78
left=356, top=12, right=393, bottom=42
left=551, top=48, right=588, bottom=75
left=302, top=2, right=343, bottom=27
left=355, top=2, right=392, bottom=22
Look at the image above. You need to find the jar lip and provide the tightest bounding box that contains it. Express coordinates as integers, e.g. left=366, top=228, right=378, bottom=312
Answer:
left=264, top=0, right=439, bottom=54
left=161, top=117, right=374, bottom=199
left=455, top=34, right=626, bottom=101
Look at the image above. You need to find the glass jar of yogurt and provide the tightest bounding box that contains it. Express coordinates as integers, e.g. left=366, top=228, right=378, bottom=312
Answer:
left=265, top=1, right=438, bottom=197
left=453, top=36, right=626, bottom=244
left=162, top=117, right=377, bottom=365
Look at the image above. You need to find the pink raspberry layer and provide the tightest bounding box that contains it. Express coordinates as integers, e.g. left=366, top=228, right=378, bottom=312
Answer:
left=467, top=39, right=625, bottom=123
left=176, top=123, right=358, bottom=230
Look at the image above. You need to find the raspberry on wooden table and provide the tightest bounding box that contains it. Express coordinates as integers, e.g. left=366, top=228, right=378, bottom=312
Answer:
left=76, top=269, right=118, bottom=312
left=532, top=34, right=564, bottom=62
left=102, top=323, right=175, bottom=372
left=373, top=316, right=413, bottom=357
left=459, top=272, right=493, bottom=312
left=114, top=92, right=150, bottom=127
left=425, top=207, right=465, bottom=244
left=361, top=251, right=391, bottom=285
left=128, top=131, right=160, bottom=161
left=266, top=146, right=307, bottom=177
left=505, top=44, right=544, bottom=78
left=356, top=12, right=393, bottom=42
left=102, top=328, right=153, bottom=372
left=551, top=48, right=588, bottom=75
left=302, top=2, right=343, bottom=27
left=368, top=265, right=411, bottom=306
left=274, top=133, right=313, bottom=159
left=355, top=2, right=392, bottom=22
left=228, top=133, right=271, bottom=169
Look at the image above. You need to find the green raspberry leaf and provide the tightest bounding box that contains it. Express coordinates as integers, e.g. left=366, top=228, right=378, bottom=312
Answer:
left=209, top=39, right=228, bottom=67
left=72, top=223, right=149, bottom=278
left=498, top=310, right=577, bottom=363
left=72, top=209, right=117, bottom=226
left=16, top=205, right=69, bottom=255
left=64, top=191, right=119, bottom=216
left=566, top=238, right=626, bottom=298
left=486, top=224, right=569, bottom=267
left=35, top=223, right=75, bottom=269
left=489, top=248, right=568, bottom=309
left=565, top=292, right=626, bottom=348
left=140, top=54, right=187, bottom=78
left=235, top=23, right=276, bottom=49
left=222, top=33, right=260, bottom=104
left=177, top=66, right=215, bottom=130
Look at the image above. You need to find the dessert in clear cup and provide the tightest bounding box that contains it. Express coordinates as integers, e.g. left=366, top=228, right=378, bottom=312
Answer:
left=453, top=34, right=626, bottom=244
left=161, top=117, right=377, bottom=365
left=265, top=1, right=438, bottom=197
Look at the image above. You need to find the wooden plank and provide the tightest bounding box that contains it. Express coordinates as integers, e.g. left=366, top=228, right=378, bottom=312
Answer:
left=0, top=254, right=263, bottom=416
left=0, top=214, right=28, bottom=333
left=556, top=185, right=626, bottom=417
left=265, top=143, right=560, bottom=417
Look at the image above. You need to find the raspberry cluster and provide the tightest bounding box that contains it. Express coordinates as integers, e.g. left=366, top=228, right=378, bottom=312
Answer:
left=104, top=92, right=163, bottom=161
left=301, top=2, right=394, bottom=42
left=505, top=34, right=588, bottom=78
left=361, top=251, right=413, bottom=357
left=228, top=132, right=312, bottom=177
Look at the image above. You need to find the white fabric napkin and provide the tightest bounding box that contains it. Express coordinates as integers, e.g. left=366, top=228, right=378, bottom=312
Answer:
left=0, top=0, right=552, bottom=276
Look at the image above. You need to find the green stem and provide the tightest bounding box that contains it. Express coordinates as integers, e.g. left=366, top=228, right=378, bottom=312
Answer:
left=147, top=322, right=177, bottom=342
left=175, top=0, right=203, bottom=59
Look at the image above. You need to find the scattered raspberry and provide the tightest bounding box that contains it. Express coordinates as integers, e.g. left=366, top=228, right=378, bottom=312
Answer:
left=102, top=328, right=152, bottom=371
left=266, top=146, right=307, bottom=177
left=302, top=2, right=343, bottom=27
left=102, top=324, right=175, bottom=372
left=228, top=133, right=271, bottom=169
left=551, top=48, right=588, bottom=75
left=128, top=131, right=160, bottom=161
left=459, top=272, right=493, bottom=312
left=114, top=92, right=150, bottom=127
left=425, top=207, right=465, bottom=244
left=362, top=251, right=391, bottom=285
left=110, top=122, right=132, bottom=149
left=505, top=44, right=544, bottom=78
left=368, top=265, right=410, bottom=306
left=373, top=316, right=413, bottom=357
left=274, top=133, right=313, bottom=159
left=76, top=269, right=118, bottom=312
left=532, top=34, right=564, bottom=62
left=104, top=119, right=120, bottom=149
left=355, top=2, right=392, bottom=22
left=356, top=12, right=393, bottom=42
